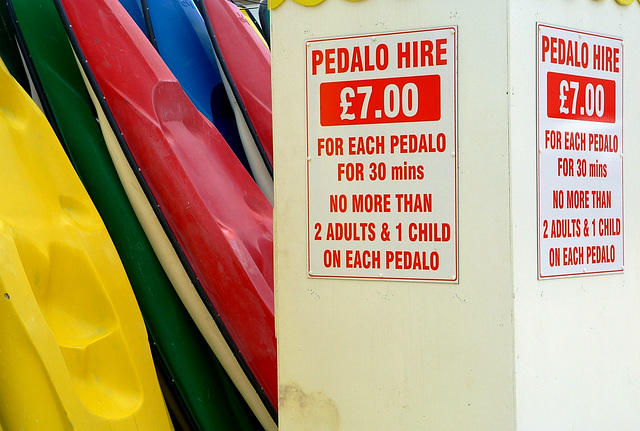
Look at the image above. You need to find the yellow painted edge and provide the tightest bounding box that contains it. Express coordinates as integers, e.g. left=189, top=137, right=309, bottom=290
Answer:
left=270, top=0, right=364, bottom=9
left=240, top=8, right=269, bottom=48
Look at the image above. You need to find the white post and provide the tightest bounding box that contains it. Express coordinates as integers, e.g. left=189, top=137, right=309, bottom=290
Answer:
left=272, top=1, right=640, bottom=429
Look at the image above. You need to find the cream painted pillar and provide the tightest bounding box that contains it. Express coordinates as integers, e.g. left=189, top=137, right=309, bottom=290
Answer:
left=509, top=2, right=640, bottom=430
left=272, top=1, right=640, bottom=430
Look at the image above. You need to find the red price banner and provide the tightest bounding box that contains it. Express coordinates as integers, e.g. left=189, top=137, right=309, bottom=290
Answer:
left=547, top=72, right=616, bottom=123
left=320, top=75, right=441, bottom=126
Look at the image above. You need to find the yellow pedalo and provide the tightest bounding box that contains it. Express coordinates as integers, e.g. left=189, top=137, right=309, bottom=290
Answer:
left=0, top=58, right=173, bottom=430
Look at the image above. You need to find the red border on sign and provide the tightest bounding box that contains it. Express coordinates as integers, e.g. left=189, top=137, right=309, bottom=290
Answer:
left=536, top=23, right=624, bottom=279
left=305, top=27, right=458, bottom=282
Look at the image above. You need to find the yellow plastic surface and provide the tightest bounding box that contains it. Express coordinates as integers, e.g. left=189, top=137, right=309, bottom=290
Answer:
left=239, top=8, right=269, bottom=48
left=0, top=58, right=173, bottom=431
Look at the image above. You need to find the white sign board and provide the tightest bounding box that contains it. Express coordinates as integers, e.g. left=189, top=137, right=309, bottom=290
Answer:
left=537, top=23, right=624, bottom=278
left=306, top=27, right=458, bottom=282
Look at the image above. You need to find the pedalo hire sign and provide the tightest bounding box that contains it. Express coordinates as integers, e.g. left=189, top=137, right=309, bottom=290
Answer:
left=305, top=27, right=458, bottom=282
left=538, top=24, right=624, bottom=278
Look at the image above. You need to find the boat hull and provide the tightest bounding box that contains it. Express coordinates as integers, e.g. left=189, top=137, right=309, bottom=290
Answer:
left=55, top=0, right=278, bottom=422
left=6, top=0, right=264, bottom=428
left=0, top=57, right=172, bottom=431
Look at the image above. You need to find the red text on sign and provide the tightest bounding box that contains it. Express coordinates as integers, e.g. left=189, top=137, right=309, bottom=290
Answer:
left=598, top=218, right=621, bottom=236
left=540, top=36, right=620, bottom=73
left=586, top=244, right=615, bottom=264
left=348, top=135, right=385, bottom=155
left=390, top=133, right=446, bottom=153
left=541, top=36, right=589, bottom=68
left=352, top=193, right=391, bottom=213
left=337, top=162, right=364, bottom=181
left=592, top=44, right=620, bottom=73
left=385, top=250, right=440, bottom=270
left=311, top=43, right=389, bottom=75
left=408, top=222, right=450, bottom=242
left=346, top=249, right=381, bottom=269
left=397, top=38, right=448, bottom=68
left=317, top=137, right=344, bottom=156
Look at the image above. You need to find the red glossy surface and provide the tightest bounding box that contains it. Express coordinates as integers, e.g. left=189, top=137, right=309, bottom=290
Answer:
left=57, top=0, right=277, bottom=411
left=201, top=0, right=273, bottom=165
